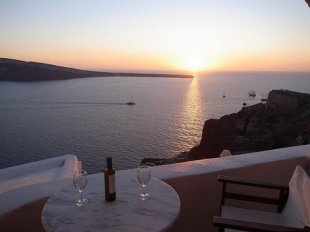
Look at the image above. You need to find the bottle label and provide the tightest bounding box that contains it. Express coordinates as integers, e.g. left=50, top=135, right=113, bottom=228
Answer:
left=109, top=175, right=115, bottom=194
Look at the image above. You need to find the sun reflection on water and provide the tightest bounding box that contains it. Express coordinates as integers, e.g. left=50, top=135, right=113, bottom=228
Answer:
left=174, top=77, right=204, bottom=153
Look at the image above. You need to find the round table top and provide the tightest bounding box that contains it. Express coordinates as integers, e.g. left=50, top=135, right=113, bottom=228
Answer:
left=41, top=173, right=180, bottom=232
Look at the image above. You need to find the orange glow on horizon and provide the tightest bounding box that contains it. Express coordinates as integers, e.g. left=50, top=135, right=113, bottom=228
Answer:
left=6, top=50, right=310, bottom=73
left=4, top=38, right=310, bottom=73
left=2, top=1, right=310, bottom=73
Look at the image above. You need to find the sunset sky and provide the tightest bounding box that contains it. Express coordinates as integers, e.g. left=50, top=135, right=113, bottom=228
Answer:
left=1, top=0, right=310, bottom=73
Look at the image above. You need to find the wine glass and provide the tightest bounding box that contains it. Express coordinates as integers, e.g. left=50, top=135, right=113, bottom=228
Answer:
left=137, top=165, right=151, bottom=200
left=73, top=170, right=88, bottom=206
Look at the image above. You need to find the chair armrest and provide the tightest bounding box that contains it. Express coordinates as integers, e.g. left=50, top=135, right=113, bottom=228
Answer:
left=213, top=216, right=304, bottom=232
left=218, top=175, right=289, bottom=191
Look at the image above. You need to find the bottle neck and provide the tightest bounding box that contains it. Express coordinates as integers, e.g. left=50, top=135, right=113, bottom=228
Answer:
left=107, top=157, right=113, bottom=169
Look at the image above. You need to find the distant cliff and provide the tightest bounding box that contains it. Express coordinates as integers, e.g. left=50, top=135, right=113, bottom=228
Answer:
left=142, top=90, right=310, bottom=166
left=188, top=89, right=310, bottom=160
left=0, top=58, right=193, bottom=81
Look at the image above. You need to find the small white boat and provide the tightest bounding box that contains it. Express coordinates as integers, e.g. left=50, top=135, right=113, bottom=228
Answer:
left=248, top=90, right=256, bottom=97
left=126, top=96, right=135, bottom=105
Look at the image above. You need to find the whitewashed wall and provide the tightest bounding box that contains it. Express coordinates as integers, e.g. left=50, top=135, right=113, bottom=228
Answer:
left=0, top=145, right=309, bottom=231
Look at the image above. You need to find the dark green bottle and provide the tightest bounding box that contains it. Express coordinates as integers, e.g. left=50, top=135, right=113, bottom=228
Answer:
left=104, top=157, right=116, bottom=201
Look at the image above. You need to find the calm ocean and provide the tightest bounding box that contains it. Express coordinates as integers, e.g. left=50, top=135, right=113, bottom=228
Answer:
left=0, top=72, right=309, bottom=173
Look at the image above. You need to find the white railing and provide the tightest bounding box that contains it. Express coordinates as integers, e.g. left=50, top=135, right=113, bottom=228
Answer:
left=120, top=144, right=310, bottom=232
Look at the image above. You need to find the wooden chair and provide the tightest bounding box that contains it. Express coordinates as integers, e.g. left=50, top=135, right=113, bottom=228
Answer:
left=213, top=165, right=310, bottom=232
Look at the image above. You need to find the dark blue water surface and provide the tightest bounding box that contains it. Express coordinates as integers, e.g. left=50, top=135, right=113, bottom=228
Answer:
left=1, top=72, right=309, bottom=173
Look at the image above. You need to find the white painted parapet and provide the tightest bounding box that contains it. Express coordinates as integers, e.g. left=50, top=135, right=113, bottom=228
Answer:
left=1, top=146, right=310, bottom=232
left=120, top=144, right=310, bottom=232
left=0, top=154, right=78, bottom=194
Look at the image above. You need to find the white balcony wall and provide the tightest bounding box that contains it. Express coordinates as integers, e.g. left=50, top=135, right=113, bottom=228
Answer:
left=0, top=145, right=309, bottom=231
left=120, top=144, right=310, bottom=231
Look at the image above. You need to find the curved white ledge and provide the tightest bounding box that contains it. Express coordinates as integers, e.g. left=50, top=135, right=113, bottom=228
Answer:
left=0, top=155, right=78, bottom=194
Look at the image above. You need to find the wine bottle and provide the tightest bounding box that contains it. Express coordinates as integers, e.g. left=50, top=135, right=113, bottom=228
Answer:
left=104, top=157, right=116, bottom=201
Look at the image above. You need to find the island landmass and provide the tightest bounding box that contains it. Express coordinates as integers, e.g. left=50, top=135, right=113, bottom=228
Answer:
left=0, top=58, right=193, bottom=81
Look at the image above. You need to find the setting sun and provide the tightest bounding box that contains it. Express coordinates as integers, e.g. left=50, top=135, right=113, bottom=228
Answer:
left=172, top=54, right=218, bottom=73
left=184, top=57, right=205, bottom=72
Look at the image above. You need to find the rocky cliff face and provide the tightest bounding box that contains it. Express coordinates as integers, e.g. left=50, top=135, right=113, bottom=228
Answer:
left=188, top=90, right=310, bottom=160
left=141, top=90, right=310, bottom=166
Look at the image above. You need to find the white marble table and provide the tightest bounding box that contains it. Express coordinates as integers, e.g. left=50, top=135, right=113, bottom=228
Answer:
left=41, top=173, right=180, bottom=232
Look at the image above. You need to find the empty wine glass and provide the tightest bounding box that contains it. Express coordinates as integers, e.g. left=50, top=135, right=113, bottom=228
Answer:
left=137, top=165, right=151, bottom=200
left=73, top=170, right=88, bottom=206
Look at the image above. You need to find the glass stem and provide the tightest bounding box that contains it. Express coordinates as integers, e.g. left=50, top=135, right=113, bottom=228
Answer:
left=142, top=185, right=146, bottom=195
left=80, top=190, right=83, bottom=201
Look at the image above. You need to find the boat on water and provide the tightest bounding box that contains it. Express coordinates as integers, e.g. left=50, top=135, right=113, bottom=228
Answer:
left=126, top=101, right=136, bottom=105
left=248, top=90, right=256, bottom=97
left=261, top=98, right=268, bottom=102
left=126, top=96, right=135, bottom=105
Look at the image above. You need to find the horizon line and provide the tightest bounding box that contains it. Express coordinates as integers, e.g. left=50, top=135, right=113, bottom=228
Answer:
left=2, top=57, right=310, bottom=74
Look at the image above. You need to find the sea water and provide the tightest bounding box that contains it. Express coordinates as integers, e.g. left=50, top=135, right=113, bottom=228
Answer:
left=0, top=72, right=309, bottom=173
